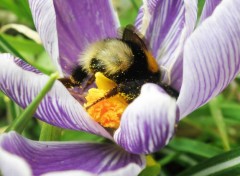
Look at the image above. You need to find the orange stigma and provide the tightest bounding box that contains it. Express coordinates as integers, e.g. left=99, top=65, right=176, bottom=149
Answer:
left=84, top=72, right=128, bottom=129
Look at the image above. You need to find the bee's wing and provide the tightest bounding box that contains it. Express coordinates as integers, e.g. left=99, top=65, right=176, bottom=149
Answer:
left=121, top=25, right=148, bottom=50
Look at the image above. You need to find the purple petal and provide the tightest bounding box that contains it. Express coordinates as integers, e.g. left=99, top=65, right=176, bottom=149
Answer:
left=0, top=54, right=111, bottom=139
left=177, top=0, right=240, bottom=118
left=143, top=0, right=198, bottom=91
left=199, top=0, right=222, bottom=25
left=43, top=164, right=142, bottom=176
left=0, top=148, right=32, bottom=176
left=134, top=0, right=158, bottom=34
left=99, top=164, right=142, bottom=176
left=53, top=0, right=120, bottom=76
left=44, top=171, right=94, bottom=176
left=14, top=58, right=42, bottom=74
left=0, top=132, right=145, bottom=176
left=114, top=84, right=177, bottom=154
left=28, top=0, right=62, bottom=75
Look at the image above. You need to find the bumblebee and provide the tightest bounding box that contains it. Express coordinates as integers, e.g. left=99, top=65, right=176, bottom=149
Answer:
left=60, top=25, right=178, bottom=108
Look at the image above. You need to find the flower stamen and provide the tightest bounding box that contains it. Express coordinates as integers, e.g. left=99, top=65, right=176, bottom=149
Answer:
left=84, top=72, right=128, bottom=129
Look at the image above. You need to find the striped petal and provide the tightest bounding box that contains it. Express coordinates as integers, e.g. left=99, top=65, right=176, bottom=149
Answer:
left=114, top=84, right=177, bottom=154
left=0, top=54, right=111, bottom=139
left=135, top=0, right=158, bottom=35
left=0, top=132, right=145, bottom=176
left=14, top=58, right=42, bottom=74
left=143, top=0, right=198, bottom=91
left=199, top=0, right=222, bottom=25
left=177, top=0, right=240, bottom=118
left=167, top=0, right=198, bottom=91
left=44, top=171, right=94, bottom=176
left=28, top=0, right=62, bottom=75
left=53, top=0, right=120, bottom=76
left=43, top=164, right=142, bottom=176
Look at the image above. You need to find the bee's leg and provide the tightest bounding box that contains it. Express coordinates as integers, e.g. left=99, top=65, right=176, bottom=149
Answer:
left=58, top=78, right=79, bottom=88
left=59, top=66, right=95, bottom=90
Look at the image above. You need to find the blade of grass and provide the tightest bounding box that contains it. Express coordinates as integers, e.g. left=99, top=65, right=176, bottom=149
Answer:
left=209, top=97, right=230, bottom=151
left=168, top=138, right=224, bottom=158
left=5, top=72, right=59, bottom=134
left=178, top=148, right=240, bottom=176
left=159, top=152, right=180, bottom=166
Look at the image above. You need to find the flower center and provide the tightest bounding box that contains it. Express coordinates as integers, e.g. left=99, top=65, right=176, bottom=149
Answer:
left=84, top=72, right=128, bottom=129
left=58, top=26, right=180, bottom=130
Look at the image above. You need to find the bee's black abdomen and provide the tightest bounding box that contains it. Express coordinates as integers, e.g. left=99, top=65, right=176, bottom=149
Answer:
left=112, top=40, right=160, bottom=83
left=117, top=80, right=147, bottom=102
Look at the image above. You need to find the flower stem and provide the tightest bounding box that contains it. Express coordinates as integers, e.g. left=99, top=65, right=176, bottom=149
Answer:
left=209, top=97, right=230, bottom=151
left=4, top=96, right=14, bottom=123
left=5, top=72, right=59, bottom=134
left=39, top=122, right=62, bottom=141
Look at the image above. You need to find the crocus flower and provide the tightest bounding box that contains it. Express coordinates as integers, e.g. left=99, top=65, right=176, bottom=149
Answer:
left=1, top=0, right=240, bottom=175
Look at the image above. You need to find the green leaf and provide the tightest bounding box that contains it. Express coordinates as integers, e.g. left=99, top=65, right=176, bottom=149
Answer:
left=61, top=129, right=104, bottom=142
left=178, top=147, right=240, bottom=176
left=168, top=138, right=223, bottom=158
left=39, top=122, right=62, bottom=141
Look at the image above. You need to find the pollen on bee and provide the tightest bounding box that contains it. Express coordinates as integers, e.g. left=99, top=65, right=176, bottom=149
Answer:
left=84, top=72, right=128, bottom=129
